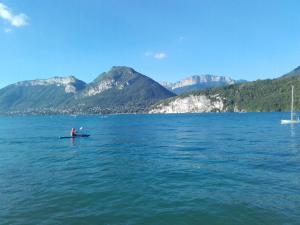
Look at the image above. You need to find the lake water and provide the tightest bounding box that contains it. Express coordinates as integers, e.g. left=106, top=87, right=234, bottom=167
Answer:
left=0, top=113, right=299, bottom=225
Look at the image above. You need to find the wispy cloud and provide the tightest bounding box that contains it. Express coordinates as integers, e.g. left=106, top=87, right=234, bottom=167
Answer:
left=0, top=2, right=28, bottom=27
left=154, top=52, right=167, bottom=59
left=144, top=51, right=168, bottom=60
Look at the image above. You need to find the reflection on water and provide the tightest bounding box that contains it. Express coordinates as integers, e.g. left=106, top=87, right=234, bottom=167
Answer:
left=290, top=124, right=296, bottom=137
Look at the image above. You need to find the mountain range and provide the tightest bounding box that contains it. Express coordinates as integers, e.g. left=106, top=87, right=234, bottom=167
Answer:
left=1, top=65, right=300, bottom=115
left=0, top=66, right=175, bottom=114
left=161, top=75, right=246, bottom=94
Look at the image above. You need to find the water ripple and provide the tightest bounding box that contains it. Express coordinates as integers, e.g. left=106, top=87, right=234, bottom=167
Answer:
left=0, top=113, right=299, bottom=225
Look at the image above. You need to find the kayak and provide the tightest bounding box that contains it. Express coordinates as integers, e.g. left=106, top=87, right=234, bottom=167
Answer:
left=59, top=134, right=90, bottom=139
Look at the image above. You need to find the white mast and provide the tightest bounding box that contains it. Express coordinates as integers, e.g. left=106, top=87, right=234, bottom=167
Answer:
left=291, top=85, right=294, bottom=120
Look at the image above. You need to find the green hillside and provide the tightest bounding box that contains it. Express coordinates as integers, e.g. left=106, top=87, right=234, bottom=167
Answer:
left=0, top=84, right=74, bottom=111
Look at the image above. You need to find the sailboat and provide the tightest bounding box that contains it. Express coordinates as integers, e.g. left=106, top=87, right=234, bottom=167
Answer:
left=281, top=85, right=300, bottom=124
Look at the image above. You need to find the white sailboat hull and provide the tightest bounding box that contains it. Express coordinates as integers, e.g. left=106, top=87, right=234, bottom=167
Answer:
left=280, top=119, right=300, bottom=124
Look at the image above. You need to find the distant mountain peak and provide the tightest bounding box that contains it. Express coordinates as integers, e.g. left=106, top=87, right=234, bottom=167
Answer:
left=85, top=67, right=139, bottom=96
left=161, top=74, right=239, bottom=94
left=15, top=76, right=86, bottom=93
left=83, top=66, right=174, bottom=99
left=110, top=66, right=136, bottom=72
left=181, top=74, right=235, bottom=85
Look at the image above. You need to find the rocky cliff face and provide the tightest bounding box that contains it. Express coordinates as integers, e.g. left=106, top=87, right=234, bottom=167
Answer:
left=83, top=79, right=129, bottom=96
left=149, top=94, right=224, bottom=113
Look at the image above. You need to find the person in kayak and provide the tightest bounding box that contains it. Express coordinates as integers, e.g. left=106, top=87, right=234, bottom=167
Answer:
left=70, top=128, right=77, bottom=137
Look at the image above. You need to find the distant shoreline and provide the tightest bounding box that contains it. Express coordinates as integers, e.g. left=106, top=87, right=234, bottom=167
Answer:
left=0, top=111, right=294, bottom=117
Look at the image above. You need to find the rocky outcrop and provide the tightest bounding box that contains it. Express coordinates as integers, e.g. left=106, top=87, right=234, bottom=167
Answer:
left=83, top=79, right=129, bottom=96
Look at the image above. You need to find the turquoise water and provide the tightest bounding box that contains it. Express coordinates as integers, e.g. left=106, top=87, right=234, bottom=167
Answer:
left=0, top=113, right=299, bottom=225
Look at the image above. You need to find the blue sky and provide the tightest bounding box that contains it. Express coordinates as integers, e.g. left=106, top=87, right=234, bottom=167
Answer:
left=0, top=0, right=300, bottom=88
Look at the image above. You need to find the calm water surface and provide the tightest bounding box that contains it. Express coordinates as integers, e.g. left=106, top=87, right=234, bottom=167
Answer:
left=0, top=113, right=299, bottom=225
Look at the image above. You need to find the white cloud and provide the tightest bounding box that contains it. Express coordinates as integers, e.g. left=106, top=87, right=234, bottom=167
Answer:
left=154, top=52, right=167, bottom=60
left=0, top=2, right=28, bottom=27
left=145, top=51, right=167, bottom=60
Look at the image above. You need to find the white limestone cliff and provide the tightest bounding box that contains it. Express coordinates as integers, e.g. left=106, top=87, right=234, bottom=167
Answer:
left=149, top=94, right=224, bottom=113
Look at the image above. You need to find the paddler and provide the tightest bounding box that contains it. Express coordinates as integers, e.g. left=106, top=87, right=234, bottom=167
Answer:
left=70, top=128, right=77, bottom=137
